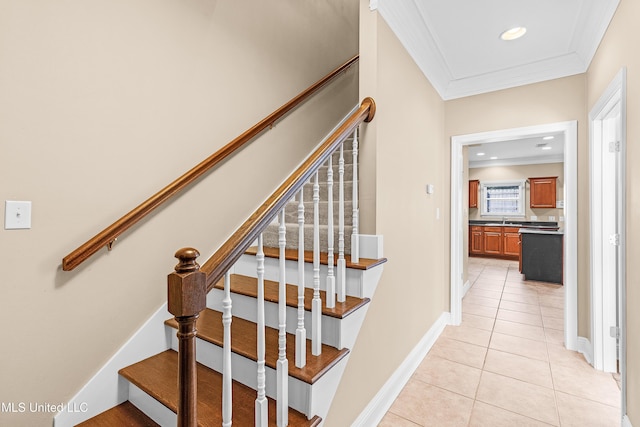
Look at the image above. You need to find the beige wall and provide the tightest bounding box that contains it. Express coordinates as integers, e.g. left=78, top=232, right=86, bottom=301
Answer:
left=445, top=75, right=590, bottom=340
left=469, top=163, right=565, bottom=222
left=326, top=3, right=447, bottom=424
left=587, top=0, right=640, bottom=420
left=0, top=1, right=358, bottom=425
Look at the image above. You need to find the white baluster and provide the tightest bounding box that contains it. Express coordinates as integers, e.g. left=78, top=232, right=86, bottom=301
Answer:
left=351, top=128, right=360, bottom=263
left=312, top=172, right=322, bottom=356
left=296, top=189, right=306, bottom=368
left=222, top=271, right=233, bottom=427
left=326, top=156, right=336, bottom=308
left=337, top=143, right=346, bottom=303
left=255, top=235, right=268, bottom=427
left=277, top=210, right=288, bottom=427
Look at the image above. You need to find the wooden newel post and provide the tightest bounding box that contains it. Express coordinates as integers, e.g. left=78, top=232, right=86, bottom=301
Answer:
left=168, top=248, right=206, bottom=427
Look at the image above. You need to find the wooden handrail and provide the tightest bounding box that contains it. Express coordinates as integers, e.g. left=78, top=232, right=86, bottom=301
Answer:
left=61, top=55, right=360, bottom=271
left=200, top=97, right=376, bottom=292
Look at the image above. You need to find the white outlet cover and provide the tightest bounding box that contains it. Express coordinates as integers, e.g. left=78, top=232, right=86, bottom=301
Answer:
left=5, top=200, right=31, bottom=229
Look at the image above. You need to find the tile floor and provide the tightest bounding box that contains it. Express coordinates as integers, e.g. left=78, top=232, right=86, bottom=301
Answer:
left=379, top=257, right=621, bottom=427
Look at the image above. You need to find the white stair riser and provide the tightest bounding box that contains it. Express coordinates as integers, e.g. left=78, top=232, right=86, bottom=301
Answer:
left=128, top=383, right=176, bottom=427
left=206, top=289, right=369, bottom=350
left=167, top=332, right=347, bottom=417
left=232, top=254, right=382, bottom=299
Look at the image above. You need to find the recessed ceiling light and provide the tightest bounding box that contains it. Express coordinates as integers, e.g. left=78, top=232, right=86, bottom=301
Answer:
left=543, top=136, right=554, bottom=140
left=477, top=152, right=485, bottom=156
left=490, top=156, right=498, bottom=160
left=500, top=26, right=527, bottom=41
left=542, top=146, right=552, bottom=150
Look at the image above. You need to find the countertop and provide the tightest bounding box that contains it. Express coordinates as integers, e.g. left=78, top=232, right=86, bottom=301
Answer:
left=519, top=227, right=564, bottom=235
left=469, top=220, right=559, bottom=230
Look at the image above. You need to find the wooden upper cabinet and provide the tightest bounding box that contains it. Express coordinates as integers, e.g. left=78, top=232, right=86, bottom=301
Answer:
left=469, top=180, right=479, bottom=208
left=529, top=176, right=557, bottom=208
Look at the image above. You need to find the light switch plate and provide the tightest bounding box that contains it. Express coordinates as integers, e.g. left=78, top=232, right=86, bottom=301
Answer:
left=5, top=201, right=31, bottom=229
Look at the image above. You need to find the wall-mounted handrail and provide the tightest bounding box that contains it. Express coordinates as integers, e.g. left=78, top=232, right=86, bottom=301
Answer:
left=61, top=55, right=359, bottom=271
left=199, top=97, right=376, bottom=292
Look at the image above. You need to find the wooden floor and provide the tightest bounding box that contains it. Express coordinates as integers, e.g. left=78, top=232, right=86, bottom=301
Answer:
left=165, top=308, right=349, bottom=384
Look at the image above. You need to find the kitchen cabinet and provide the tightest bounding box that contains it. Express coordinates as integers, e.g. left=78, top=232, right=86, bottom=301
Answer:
left=529, top=176, right=557, bottom=208
left=483, top=227, right=503, bottom=255
left=503, top=227, right=521, bottom=257
left=469, top=180, right=479, bottom=208
left=469, top=226, right=483, bottom=254
left=469, top=225, right=518, bottom=260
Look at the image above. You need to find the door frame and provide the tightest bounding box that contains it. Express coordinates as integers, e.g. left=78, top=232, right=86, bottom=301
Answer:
left=450, top=121, right=578, bottom=351
left=589, top=67, right=626, bottom=407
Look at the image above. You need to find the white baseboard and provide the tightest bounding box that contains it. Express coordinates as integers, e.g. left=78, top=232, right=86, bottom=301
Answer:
left=623, top=414, right=633, bottom=427
left=351, top=311, right=450, bottom=427
left=462, top=280, right=471, bottom=298
left=577, top=336, right=594, bottom=366
left=54, top=303, right=172, bottom=426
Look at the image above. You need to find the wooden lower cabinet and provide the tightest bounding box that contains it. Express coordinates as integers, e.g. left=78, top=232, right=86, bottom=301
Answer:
left=469, top=225, right=520, bottom=261
left=483, top=227, right=503, bottom=255
left=503, top=227, right=521, bottom=257
left=469, top=226, right=484, bottom=255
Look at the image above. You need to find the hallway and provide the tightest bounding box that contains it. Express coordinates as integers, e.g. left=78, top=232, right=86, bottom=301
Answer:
left=379, top=257, right=621, bottom=426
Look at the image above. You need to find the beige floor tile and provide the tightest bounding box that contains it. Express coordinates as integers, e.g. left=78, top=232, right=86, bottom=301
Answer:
left=441, top=323, right=492, bottom=347
left=389, top=379, right=473, bottom=427
left=555, top=391, right=621, bottom=427
left=497, top=308, right=543, bottom=327
left=483, top=349, right=553, bottom=388
left=377, top=412, right=421, bottom=427
left=462, top=313, right=496, bottom=331
left=540, top=306, right=564, bottom=319
left=544, top=328, right=564, bottom=345
left=550, top=362, right=621, bottom=408
left=473, top=281, right=506, bottom=292
left=546, top=342, right=587, bottom=368
left=500, top=300, right=541, bottom=315
left=500, top=291, right=539, bottom=305
left=490, top=332, right=549, bottom=362
left=476, top=371, right=559, bottom=425
left=465, top=295, right=501, bottom=308
left=467, top=288, right=503, bottom=300
left=502, top=284, right=540, bottom=297
left=542, top=316, right=564, bottom=331
left=493, top=319, right=546, bottom=342
left=429, top=337, right=488, bottom=369
left=469, top=401, right=554, bottom=427
left=413, top=354, right=482, bottom=398
left=463, top=301, right=499, bottom=319
left=538, top=295, right=564, bottom=309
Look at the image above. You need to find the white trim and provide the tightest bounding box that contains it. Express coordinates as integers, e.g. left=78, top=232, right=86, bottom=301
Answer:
left=462, top=280, right=471, bottom=298
left=54, top=304, right=171, bottom=426
left=352, top=312, right=450, bottom=427
left=588, top=68, right=627, bottom=415
left=577, top=336, right=594, bottom=366
left=623, top=415, right=634, bottom=427
left=451, top=121, right=578, bottom=350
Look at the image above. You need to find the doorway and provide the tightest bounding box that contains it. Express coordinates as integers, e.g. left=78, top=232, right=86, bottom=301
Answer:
left=589, top=68, right=626, bottom=411
left=450, top=121, right=578, bottom=351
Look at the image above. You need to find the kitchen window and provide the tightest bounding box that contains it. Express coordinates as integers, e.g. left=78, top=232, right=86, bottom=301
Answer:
left=480, top=180, right=526, bottom=217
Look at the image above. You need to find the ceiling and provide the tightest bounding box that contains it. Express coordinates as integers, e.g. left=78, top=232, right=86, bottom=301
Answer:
left=467, top=133, right=564, bottom=169
left=374, top=0, right=620, bottom=100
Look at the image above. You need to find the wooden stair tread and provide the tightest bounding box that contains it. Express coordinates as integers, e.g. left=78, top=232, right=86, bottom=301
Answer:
left=245, top=246, right=387, bottom=270
left=76, top=401, right=159, bottom=427
left=119, top=350, right=321, bottom=427
left=166, top=308, right=349, bottom=384
left=214, top=274, right=370, bottom=319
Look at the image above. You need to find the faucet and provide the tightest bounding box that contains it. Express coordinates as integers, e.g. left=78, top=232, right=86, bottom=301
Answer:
left=502, top=216, right=507, bottom=224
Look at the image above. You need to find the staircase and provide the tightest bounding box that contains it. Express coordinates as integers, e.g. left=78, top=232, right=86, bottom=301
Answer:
left=62, top=110, right=386, bottom=426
